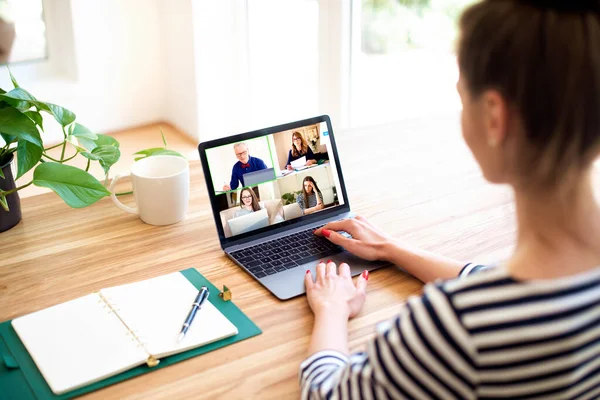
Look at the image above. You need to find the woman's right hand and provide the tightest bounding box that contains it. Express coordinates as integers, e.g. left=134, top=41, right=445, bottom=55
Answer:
left=286, top=164, right=293, bottom=170
left=314, top=216, right=393, bottom=261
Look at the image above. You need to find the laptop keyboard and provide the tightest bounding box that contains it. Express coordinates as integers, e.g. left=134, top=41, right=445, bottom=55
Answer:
left=230, top=226, right=344, bottom=279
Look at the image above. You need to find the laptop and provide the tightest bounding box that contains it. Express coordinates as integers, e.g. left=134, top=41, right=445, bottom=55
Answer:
left=243, top=167, right=275, bottom=186
left=198, top=115, right=387, bottom=300
left=228, top=208, right=270, bottom=236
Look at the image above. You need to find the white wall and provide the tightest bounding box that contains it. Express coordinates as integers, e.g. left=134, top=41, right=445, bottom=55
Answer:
left=192, top=0, right=249, bottom=141
left=0, top=0, right=336, bottom=146
left=1, top=0, right=166, bottom=145
left=160, top=0, right=198, bottom=141
left=69, top=0, right=164, bottom=133
left=191, top=0, right=323, bottom=142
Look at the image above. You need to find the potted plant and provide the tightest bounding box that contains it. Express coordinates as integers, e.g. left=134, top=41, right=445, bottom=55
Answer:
left=0, top=70, right=182, bottom=232
left=281, top=190, right=302, bottom=206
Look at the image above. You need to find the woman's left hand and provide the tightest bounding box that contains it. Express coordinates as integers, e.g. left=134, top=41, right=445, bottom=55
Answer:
left=304, top=261, right=369, bottom=319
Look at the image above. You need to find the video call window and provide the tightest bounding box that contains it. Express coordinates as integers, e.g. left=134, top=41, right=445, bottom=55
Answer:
left=206, top=122, right=346, bottom=238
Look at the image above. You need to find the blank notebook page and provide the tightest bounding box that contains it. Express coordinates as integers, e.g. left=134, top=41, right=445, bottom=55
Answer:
left=100, top=272, right=238, bottom=358
left=11, top=293, right=149, bottom=395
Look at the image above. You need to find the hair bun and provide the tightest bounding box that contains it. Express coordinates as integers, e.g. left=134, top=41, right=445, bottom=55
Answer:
left=518, top=0, right=600, bottom=12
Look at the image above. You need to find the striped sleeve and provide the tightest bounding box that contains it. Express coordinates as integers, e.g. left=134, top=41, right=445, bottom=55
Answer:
left=296, top=194, right=306, bottom=212
left=299, top=286, right=479, bottom=400
left=459, top=263, right=495, bottom=278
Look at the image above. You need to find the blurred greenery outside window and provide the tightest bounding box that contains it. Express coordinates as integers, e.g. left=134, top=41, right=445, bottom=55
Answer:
left=361, top=0, right=479, bottom=54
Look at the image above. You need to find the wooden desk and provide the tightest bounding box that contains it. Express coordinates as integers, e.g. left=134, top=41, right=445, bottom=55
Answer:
left=0, top=115, right=518, bottom=399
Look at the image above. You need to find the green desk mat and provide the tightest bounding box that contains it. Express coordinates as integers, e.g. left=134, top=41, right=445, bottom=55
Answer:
left=0, top=268, right=262, bottom=400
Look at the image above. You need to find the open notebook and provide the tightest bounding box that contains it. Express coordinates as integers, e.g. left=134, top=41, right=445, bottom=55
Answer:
left=11, top=272, right=238, bottom=395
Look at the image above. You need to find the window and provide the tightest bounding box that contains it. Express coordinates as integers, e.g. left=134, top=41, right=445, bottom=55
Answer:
left=247, top=0, right=319, bottom=128
left=349, top=0, right=477, bottom=126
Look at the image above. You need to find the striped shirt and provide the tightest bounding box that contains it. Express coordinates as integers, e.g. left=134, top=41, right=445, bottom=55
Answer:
left=299, top=263, right=600, bottom=399
left=297, top=191, right=324, bottom=213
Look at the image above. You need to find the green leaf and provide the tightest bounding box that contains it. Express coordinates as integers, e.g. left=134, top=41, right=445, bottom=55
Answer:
left=133, top=147, right=166, bottom=156
left=33, top=162, right=111, bottom=208
left=94, top=134, right=120, bottom=148
left=1, top=132, right=17, bottom=145
left=0, top=167, right=4, bottom=179
left=133, top=148, right=185, bottom=161
left=91, top=145, right=120, bottom=174
left=160, top=128, right=168, bottom=148
left=80, top=151, right=101, bottom=161
left=0, top=108, right=43, bottom=147
left=67, top=123, right=98, bottom=152
left=0, top=194, right=8, bottom=211
left=0, top=88, right=33, bottom=111
left=46, top=103, right=76, bottom=126
left=24, top=110, right=43, bottom=129
left=16, top=139, right=43, bottom=179
left=0, top=88, right=76, bottom=126
left=75, top=132, right=118, bottom=152
left=75, top=136, right=97, bottom=151
left=0, top=87, right=36, bottom=102
left=8, top=67, right=19, bottom=88
left=70, top=123, right=98, bottom=140
left=0, top=87, right=37, bottom=110
left=65, top=135, right=88, bottom=153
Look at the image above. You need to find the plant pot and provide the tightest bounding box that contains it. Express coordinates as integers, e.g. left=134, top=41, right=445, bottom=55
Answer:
left=0, top=154, right=22, bottom=233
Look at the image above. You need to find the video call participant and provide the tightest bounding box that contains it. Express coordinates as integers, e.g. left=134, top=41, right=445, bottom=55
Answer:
left=223, top=142, right=268, bottom=191
left=234, top=188, right=262, bottom=218
left=296, top=176, right=323, bottom=215
left=286, top=131, right=317, bottom=170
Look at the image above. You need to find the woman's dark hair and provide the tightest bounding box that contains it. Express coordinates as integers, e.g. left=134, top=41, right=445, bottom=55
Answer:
left=458, top=0, right=600, bottom=186
left=291, top=131, right=309, bottom=158
left=239, top=187, right=261, bottom=212
left=302, top=176, right=321, bottom=208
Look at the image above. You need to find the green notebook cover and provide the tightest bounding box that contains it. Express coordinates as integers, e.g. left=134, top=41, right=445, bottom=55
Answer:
left=0, top=268, right=262, bottom=400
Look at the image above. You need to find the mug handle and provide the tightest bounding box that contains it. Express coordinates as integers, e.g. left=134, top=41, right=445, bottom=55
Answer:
left=110, top=174, right=139, bottom=215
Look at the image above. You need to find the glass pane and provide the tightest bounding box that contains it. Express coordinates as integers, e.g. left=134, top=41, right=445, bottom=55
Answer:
left=351, top=0, right=477, bottom=126
left=247, top=0, right=318, bottom=127
left=0, top=0, right=47, bottom=64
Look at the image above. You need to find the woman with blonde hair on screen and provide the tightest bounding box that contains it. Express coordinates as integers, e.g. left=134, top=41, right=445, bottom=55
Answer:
left=234, top=187, right=261, bottom=218
left=286, top=131, right=317, bottom=170
left=300, top=0, right=600, bottom=398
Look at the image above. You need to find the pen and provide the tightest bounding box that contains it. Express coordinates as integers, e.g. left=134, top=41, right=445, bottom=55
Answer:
left=177, top=286, right=210, bottom=343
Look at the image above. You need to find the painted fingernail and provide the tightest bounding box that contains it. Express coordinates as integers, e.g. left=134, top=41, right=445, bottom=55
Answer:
left=322, top=229, right=331, bottom=238
left=306, top=270, right=311, bottom=275
left=327, top=259, right=332, bottom=263
left=362, top=270, right=369, bottom=280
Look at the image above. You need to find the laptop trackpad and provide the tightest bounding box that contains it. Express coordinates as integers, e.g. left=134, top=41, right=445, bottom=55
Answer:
left=259, top=251, right=388, bottom=300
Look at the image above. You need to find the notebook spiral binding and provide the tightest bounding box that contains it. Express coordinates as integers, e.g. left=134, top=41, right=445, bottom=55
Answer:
left=96, top=292, right=160, bottom=367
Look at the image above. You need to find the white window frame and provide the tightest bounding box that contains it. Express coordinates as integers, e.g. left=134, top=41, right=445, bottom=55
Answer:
left=317, top=0, right=353, bottom=129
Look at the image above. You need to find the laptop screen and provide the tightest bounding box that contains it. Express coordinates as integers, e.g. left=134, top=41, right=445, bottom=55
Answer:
left=199, top=116, right=349, bottom=242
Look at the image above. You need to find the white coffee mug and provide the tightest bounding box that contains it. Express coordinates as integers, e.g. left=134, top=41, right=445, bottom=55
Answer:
left=110, top=155, right=190, bottom=225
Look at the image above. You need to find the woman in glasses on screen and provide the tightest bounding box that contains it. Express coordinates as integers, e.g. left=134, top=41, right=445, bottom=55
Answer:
left=286, top=131, right=317, bottom=170
left=300, top=1, right=600, bottom=398
left=297, top=176, right=324, bottom=215
left=234, top=188, right=261, bottom=218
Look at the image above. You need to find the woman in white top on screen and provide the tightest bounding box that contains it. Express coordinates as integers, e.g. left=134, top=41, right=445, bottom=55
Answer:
left=301, top=0, right=600, bottom=398
left=234, top=188, right=261, bottom=218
